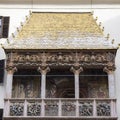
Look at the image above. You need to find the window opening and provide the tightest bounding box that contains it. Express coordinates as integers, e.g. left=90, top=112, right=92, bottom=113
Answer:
left=12, top=69, right=41, bottom=98
left=46, top=68, right=74, bottom=98
left=79, top=69, right=108, bottom=98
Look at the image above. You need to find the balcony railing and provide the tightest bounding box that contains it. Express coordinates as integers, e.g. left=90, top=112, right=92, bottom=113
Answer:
left=4, top=98, right=117, bottom=119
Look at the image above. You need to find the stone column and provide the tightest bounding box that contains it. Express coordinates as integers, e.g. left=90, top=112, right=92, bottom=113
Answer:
left=5, top=67, right=17, bottom=98
left=71, top=66, right=83, bottom=98
left=38, top=66, right=50, bottom=99
left=104, top=67, right=115, bottom=98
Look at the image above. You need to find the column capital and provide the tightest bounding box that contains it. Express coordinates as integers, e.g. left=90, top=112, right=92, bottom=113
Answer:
left=6, top=66, right=17, bottom=74
left=70, top=66, right=83, bottom=75
left=38, top=66, right=50, bottom=74
left=6, top=62, right=17, bottom=74
left=103, top=66, right=115, bottom=74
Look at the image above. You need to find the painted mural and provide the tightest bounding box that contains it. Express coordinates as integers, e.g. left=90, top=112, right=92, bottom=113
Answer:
left=12, top=76, right=40, bottom=98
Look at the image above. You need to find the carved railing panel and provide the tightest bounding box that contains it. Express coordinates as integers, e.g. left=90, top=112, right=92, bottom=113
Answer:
left=79, top=101, right=93, bottom=116
left=97, top=101, right=111, bottom=116
left=62, top=100, right=76, bottom=116
left=4, top=98, right=116, bottom=118
left=45, top=100, right=58, bottom=116
left=10, top=102, right=24, bottom=116
left=27, top=102, right=41, bottom=116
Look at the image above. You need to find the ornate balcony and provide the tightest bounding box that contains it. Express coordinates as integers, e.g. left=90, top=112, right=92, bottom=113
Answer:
left=4, top=98, right=117, bottom=120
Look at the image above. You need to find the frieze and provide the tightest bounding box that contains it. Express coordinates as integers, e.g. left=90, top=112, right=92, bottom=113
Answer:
left=6, top=52, right=116, bottom=69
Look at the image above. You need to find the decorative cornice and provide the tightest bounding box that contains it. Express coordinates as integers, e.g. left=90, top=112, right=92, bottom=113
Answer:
left=6, top=51, right=116, bottom=70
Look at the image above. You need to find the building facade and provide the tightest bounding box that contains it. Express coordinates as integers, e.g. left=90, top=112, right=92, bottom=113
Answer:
left=0, top=1, right=120, bottom=120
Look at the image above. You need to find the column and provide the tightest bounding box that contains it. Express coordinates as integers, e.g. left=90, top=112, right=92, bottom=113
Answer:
left=104, top=67, right=115, bottom=98
left=38, top=66, right=50, bottom=99
left=5, top=67, right=17, bottom=98
left=38, top=66, right=50, bottom=116
left=71, top=66, right=83, bottom=98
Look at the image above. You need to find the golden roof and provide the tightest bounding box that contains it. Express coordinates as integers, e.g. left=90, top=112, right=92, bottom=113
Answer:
left=4, top=12, right=116, bottom=50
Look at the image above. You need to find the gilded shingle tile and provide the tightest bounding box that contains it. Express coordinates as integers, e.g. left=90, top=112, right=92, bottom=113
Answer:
left=4, top=12, right=116, bottom=49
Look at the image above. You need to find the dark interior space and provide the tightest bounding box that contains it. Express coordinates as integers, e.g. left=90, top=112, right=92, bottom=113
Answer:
left=0, top=60, right=4, bottom=83
left=46, top=67, right=74, bottom=98
left=0, top=109, right=3, bottom=120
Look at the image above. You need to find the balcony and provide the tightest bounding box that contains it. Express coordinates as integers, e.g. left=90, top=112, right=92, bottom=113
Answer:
left=4, top=98, right=117, bottom=120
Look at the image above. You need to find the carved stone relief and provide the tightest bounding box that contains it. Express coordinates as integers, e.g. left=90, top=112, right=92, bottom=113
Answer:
left=45, top=101, right=58, bottom=116
left=62, top=101, right=76, bottom=116
left=27, top=102, right=41, bottom=116
left=6, top=51, right=116, bottom=70
left=79, top=101, right=93, bottom=116
left=97, top=101, right=111, bottom=116
left=10, top=102, right=24, bottom=116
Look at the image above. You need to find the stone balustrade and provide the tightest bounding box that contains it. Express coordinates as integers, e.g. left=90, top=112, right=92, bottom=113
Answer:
left=4, top=98, right=117, bottom=119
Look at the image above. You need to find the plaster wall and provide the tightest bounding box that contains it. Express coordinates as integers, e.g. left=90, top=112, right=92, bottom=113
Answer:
left=0, top=4, right=120, bottom=119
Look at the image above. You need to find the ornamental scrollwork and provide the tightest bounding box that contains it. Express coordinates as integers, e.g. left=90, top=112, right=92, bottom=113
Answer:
left=79, top=101, right=93, bottom=116
left=10, top=102, right=24, bottom=116
left=97, top=101, right=111, bottom=116
left=27, top=102, right=41, bottom=116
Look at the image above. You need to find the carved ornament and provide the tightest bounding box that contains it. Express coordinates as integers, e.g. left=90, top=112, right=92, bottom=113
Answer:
left=103, top=66, right=116, bottom=74
left=38, top=66, right=50, bottom=74
left=6, top=51, right=116, bottom=70
left=6, top=62, right=17, bottom=74
left=70, top=66, right=83, bottom=75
